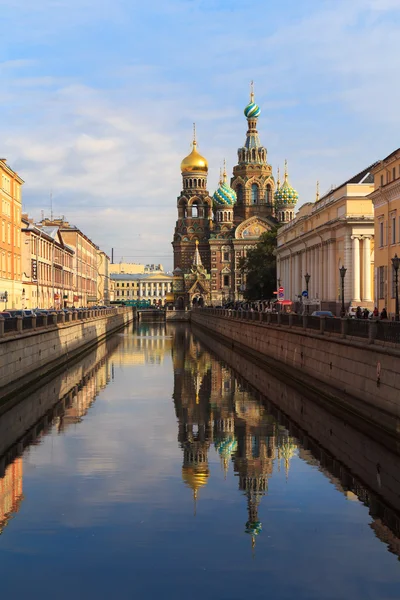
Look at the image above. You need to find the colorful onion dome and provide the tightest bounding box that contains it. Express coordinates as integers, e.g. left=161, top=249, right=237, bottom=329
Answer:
left=245, top=520, right=262, bottom=537
left=182, top=465, right=209, bottom=493
left=181, top=123, right=208, bottom=173
left=244, top=81, right=261, bottom=119
left=213, top=163, right=237, bottom=206
left=274, top=161, right=299, bottom=206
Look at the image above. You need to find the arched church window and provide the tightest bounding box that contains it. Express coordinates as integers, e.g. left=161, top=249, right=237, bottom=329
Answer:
left=192, top=203, right=198, bottom=218
left=265, top=184, right=272, bottom=205
left=189, top=179, right=192, bottom=188
left=236, top=184, right=243, bottom=203
left=252, top=149, right=256, bottom=161
left=251, top=183, right=258, bottom=204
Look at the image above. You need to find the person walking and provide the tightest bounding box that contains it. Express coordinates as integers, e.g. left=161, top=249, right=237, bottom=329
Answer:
left=380, top=307, right=388, bottom=320
left=363, top=307, right=369, bottom=319
left=373, top=306, right=379, bottom=318
left=356, top=306, right=362, bottom=319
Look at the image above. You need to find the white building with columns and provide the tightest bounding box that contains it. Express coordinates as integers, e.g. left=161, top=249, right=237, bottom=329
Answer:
left=110, top=272, right=173, bottom=305
left=276, top=164, right=377, bottom=314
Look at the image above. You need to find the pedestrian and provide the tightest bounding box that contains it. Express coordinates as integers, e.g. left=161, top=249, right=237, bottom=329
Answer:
left=356, top=306, right=362, bottom=319
left=363, top=307, right=369, bottom=319
left=380, top=307, right=388, bottom=320
left=373, top=306, right=379, bottom=318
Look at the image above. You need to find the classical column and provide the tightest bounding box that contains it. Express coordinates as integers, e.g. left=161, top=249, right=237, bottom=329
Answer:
left=301, top=250, right=306, bottom=288
left=362, top=236, right=372, bottom=301
left=344, top=233, right=353, bottom=303
left=352, top=236, right=360, bottom=302
left=139, top=283, right=143, bottom=298
left=329, top=241, right=336, bottom=301
left=161, top=282, right=165, bottom=298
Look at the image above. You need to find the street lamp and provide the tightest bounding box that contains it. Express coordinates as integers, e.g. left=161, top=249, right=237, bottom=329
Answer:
left=339, top=265, right=347, bottom=318
left=260, top=281, right=264, bottom=299
left=391, top=254, right=400, bottom=321
left=304, top=273, right=310, bottom=314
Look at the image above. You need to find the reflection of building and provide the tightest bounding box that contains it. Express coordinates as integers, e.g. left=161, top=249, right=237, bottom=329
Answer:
left=113, top=324, right=173, bottom=366
left=172, top=326, right=212, bottom=509
left=172, top=327, right=297, bottom=537
left=0, top=458, right=23, bottom=534
left=172, top=87, right=296, bottom=307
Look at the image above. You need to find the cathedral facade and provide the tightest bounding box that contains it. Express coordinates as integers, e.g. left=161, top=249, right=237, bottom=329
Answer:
left=172, top=87, right=298, bottom=307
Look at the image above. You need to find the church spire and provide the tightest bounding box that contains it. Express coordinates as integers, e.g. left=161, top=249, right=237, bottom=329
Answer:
left=192, top=239, right=203, bottom=268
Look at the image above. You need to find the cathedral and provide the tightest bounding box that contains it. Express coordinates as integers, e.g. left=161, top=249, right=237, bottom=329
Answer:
left=172, top=85, right=299, bottom=308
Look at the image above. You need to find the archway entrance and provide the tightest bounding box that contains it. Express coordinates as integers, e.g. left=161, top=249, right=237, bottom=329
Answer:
left=192, top=295, right=204, bottom=307
left=176, top=296, right=184, bottom=310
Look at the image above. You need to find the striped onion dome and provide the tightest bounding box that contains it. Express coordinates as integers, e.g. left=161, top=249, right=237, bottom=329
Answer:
left=213, top=165, right=237, bottom=207
left=274, top=163, right=299, bottom=206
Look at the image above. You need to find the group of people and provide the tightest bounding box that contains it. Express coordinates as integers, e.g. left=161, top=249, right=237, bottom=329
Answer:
left=355, top=306, right=388, bottom=319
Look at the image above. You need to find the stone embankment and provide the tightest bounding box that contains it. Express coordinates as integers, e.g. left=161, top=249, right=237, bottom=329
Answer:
left=192, top=309, right=400, bottom=440
left=0, top=307, right=133, bottom=405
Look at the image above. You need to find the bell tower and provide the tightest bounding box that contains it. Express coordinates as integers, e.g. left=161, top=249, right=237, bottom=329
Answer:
left=172, top=124, right=212, bottom=273
left=231, top=83, right=275, bottom=224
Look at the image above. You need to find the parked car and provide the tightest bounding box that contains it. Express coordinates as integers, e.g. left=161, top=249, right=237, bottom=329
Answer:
left=311, top=310, right=336, bottom=318
left=0, top=311, right=12, bottom=319
left=9, top=310, right=36, bottom=318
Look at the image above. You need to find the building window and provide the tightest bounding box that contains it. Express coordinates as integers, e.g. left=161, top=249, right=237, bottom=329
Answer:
left=393, top=167, right=396, bottom=181
left=379, top=221, right=384, bottom=247
left=223, top=275, right=230, bottom=287
left=251, top=184, right=258, bottom=204
left=121, top=290, right=124, bottom=296
left=236, top=185, right=243, bottom=203
left=265, top=184, right=272, bottom=205
left=121, top=282, right=124, bottom=287
left=380, top=174, right=384, bottom=187
left=392, top=217, right=396, bottom=244
left=379, top=266, right=385, bottom=299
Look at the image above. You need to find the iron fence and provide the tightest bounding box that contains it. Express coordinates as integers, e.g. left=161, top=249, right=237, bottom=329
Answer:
left=324, top=318, right=342, bottom=334
left=23, top=317, right=34, bottom=330
left=376, top=321, right=400, bottom=344
left=347, top=318, right=370, bottom=339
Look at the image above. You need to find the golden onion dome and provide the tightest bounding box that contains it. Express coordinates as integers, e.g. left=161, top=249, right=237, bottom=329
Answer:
left=182, top=465, right=209, bottom=492
left=181, top=140, right=208, bottom=173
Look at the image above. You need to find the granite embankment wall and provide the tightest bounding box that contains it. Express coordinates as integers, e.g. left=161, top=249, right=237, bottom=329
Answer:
left=192, top=325, right=400, bottom=551
left=0, top=307, right=133, bottom=403
left=191, top=310, right=400, bottom=438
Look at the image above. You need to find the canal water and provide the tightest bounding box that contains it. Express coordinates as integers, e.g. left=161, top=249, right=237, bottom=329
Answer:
left=0, top=323, right=400, bottom=600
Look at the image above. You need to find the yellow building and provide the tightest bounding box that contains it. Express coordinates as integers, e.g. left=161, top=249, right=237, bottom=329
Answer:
left=369, top=148, right=400, bottom=316
left=110, top=272, right=173, bottom=305
left=0, top=159, right=23, bottom=309
left=276, top=164, right=377, bottom=314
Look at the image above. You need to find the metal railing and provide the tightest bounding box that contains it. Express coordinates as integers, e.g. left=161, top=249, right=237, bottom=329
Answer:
left=197, top=308, right=400, bottom=346
left=0, top=307, right=132, bottom=339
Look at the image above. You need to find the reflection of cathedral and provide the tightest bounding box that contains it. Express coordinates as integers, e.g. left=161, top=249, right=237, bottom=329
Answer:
left=172, top=327, right=297, bottom=545
left=172, top=85, right=299, bottom=307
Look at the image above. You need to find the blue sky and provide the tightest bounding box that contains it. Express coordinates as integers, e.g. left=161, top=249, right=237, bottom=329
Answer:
left=1, top=0, right=400, bottom=269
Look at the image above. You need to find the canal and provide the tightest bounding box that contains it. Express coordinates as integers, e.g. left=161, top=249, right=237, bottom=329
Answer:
left=0, top=323, right=400, bottom=599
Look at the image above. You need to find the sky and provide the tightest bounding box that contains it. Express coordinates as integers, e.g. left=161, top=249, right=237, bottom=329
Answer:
left=1, top=0, right=400, bottom=271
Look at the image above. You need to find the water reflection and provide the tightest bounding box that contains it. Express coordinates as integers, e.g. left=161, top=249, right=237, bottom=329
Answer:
left=0, top=324, right=399, bottom=598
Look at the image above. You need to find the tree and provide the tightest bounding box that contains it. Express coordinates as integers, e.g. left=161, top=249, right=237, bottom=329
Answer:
left=239, top=228, right=279, bottom=301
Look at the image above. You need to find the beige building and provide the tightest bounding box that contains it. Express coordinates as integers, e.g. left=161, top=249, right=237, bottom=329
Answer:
left=40, top=219, right=98, bottom=306
left=96, top=250, right=110, bottom=305
left=276, top=164, right=377, bottom=314
left=0, top=159, right=23, bottom=309
left=110, top=272, right=173, bottom=305
left=110, top=262, right=164, bottom=275
left=369, top=148, right=400, bottom=316
left=22, top=218, right=75, bottom=308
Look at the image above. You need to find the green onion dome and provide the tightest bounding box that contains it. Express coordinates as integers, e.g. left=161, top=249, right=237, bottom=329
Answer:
left=274, top=163, right=298, bottom=206
left=213, top=165, right=237, bottom=207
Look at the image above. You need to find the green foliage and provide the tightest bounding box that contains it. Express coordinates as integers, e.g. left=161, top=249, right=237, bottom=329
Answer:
left=239, top=228, right=279, bottom=301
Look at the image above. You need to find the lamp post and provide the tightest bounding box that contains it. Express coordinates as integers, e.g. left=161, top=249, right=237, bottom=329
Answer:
left=339, top=265, right=347, bottom=318
left=304, top=273, right=310, bottom=314
left=260, top=281, right=264, bottom=300
left=391, top=254, right=400, bottom=321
